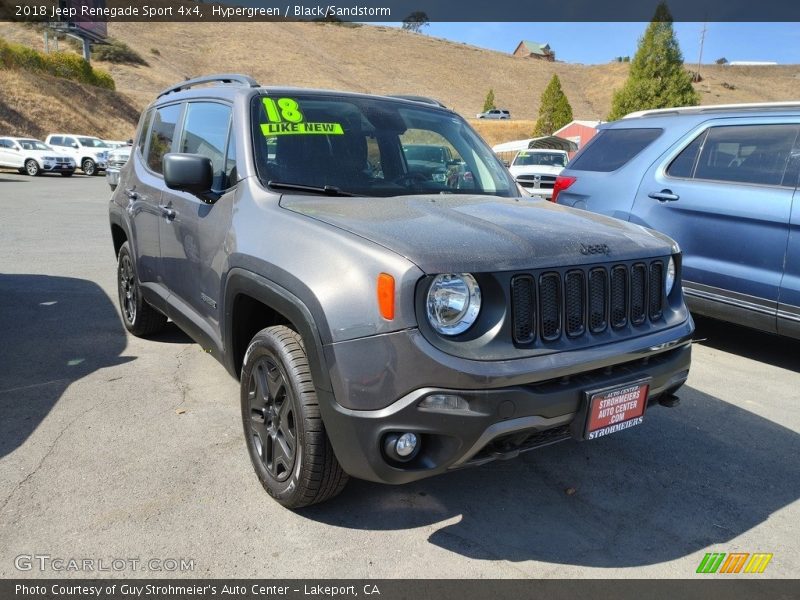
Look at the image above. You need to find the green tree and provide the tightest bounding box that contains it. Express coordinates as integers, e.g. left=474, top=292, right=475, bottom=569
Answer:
left=402, top=11, right=429, bottom=33
left=483, top=88, right=496, bottom=112
left=607, top=2, right=699, bottom=121
left=532, top=74, right=573, bottom=136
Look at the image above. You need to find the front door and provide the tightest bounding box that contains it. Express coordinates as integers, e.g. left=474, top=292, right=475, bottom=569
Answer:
left=158, top=101, right=236, bottom=350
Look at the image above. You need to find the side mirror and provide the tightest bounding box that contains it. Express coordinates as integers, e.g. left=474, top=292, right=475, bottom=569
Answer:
left=71, top=143, right=79, bottom=148
left=502, top=160, right=510, bottom=167
left=163, top=153, right=217, bottom=203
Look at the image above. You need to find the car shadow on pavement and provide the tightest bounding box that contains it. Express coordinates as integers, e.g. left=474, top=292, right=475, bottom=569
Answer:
left=0, top=274, right=133, bottom=459
left=301, top=383, right=799, bottom=568
left=692, top=315, right=799, bottom=372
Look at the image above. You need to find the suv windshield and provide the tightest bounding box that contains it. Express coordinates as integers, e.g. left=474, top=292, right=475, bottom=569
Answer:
left=18, top=140, right=51, bottom=151
left=513, top=151, right=567, bottom=167
left=252, top=94, right=517, bottom=197
left=77, top=137, right=110, bottom=148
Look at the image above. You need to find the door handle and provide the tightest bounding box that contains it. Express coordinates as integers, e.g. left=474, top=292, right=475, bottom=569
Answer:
left=648, top=189, right=680, bottom=202
left=159, top=204, right=176, bottom=221
left=125, top=187, right=139, bottom=200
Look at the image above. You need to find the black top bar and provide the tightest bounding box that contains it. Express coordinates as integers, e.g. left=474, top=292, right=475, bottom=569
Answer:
left=157, top=74, right=260, bottom=98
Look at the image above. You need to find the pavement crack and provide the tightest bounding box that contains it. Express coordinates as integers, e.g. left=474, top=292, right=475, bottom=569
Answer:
left=0, top=392, right=114, bottom=517
left=168, top=347, right=191, bottom=412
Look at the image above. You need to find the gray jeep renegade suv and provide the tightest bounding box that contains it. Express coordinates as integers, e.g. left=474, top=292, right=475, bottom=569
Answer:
left=109, top=74, right=694, bottom=508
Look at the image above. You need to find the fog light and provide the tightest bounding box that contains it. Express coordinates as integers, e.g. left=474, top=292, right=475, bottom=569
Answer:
left=419, top=394, right=468, bottom=411
left=395, top=433, right=418, bottom=457
left=383, top=432, right=420, bottom=462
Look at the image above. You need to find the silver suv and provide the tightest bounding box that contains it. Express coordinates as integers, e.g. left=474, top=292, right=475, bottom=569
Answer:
left=109, top=74, right=693, bottom=507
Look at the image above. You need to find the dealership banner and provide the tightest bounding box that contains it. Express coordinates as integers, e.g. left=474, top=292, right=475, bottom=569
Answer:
left=1, top=0, right=799, bottom=22
left=2, top=580, right=797, bottom=600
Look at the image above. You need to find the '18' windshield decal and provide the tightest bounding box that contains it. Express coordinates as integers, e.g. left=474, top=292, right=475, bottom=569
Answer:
left=261, top=98, right=344, bottom=136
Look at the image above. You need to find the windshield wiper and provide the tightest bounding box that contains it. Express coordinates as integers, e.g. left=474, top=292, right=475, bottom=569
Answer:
left=267, top=181, right=357, bottom=197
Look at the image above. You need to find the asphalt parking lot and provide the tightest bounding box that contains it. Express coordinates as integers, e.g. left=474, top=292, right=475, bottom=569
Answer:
left=0, top=172, right=798, bottom=579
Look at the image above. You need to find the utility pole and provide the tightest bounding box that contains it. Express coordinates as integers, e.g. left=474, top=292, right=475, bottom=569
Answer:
left=695, top=22, right=707, bottom=82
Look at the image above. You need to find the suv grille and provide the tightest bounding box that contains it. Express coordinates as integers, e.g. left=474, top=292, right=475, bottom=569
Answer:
left=515, top=174, right=557, bottom=190
left=511, top=260, right=667, bottom=345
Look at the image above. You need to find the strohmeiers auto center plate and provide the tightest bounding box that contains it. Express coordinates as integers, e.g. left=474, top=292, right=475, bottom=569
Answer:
left=584, top=379, right=650, bottom=440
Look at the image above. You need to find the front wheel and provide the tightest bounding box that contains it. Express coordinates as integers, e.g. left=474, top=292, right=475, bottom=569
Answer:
left=81, top=158, right=96, bottom=176
left=241, top=326, right=348, bottom=508
left=116, top=241, right=167, bottom=336
left=25, top=159, right=40, bottom=176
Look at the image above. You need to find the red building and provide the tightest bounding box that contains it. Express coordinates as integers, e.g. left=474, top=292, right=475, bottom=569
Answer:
left=552, top=120, right=602, bottom=157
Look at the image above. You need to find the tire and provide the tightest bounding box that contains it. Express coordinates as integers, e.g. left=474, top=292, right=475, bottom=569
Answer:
left=24, top=159, right=40, bottom=176
left=116, top=241, right=167, bottom=336
left=81, top=158, right=96, bottom=176
left=61, top=171, right=74, bottom=177
left=241, top=326, right=348, bottom=508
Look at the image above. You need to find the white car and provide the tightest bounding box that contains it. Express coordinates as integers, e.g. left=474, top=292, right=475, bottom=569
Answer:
left=103, top=140, right=129, bottom=149
left=0, top=137, right=76, bottom=176
left=476, top=109, right=511, bottom=119
left=106, top=145, right=132, bottom=190
left=44, top=134, right=110, bottom=176
left=508, top=149, right=569, bottom=199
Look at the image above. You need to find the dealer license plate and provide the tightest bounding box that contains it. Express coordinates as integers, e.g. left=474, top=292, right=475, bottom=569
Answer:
left=584, top=380, right=650, bottom=440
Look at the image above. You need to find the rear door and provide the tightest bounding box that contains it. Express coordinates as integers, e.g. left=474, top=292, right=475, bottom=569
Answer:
left=631, top=119, right=798, bottom=332
left=778, top=144, right=800, bottom=338
left=128, top=103, right=182, bottom=304
left=0, top=139, right=19, bottom=167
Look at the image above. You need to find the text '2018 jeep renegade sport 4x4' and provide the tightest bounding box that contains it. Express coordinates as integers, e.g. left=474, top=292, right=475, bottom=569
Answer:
left=110, top=74, right=694, bottom=508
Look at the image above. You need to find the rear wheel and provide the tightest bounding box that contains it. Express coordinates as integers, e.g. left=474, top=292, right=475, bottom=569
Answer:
left=81, top=158, right=96, bottom=176
left=116, top=241, right=167, bottom=336
left=24, top=159, right=40, bottom=176
left=241, top=326, right=348, bottom=508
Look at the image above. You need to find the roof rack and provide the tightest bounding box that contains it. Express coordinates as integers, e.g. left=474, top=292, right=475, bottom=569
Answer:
left=623, top=101, right=800, bottom=119
left=157, top=74, right=260, bottom=98
left=386, top=94, right=448, bottom=108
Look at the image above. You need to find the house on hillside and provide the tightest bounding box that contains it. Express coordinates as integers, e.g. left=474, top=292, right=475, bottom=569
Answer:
left=553, top=120, right=602, bottom=156
left=512, top=40, right=555, bottom=61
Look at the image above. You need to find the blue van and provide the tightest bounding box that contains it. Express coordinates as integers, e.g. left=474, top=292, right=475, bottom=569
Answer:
left=554, top=103, right=800, bottom=339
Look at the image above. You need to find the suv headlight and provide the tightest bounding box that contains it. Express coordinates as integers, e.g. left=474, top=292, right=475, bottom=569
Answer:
left=425, top=273, right=481, bottom=335
left=666, top=256, right=676, bottom=296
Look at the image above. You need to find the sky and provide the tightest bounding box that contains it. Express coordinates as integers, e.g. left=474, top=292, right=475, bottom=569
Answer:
left=376, top=22, right=800, bottom=65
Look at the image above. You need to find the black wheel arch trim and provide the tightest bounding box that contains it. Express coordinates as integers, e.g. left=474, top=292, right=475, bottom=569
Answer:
left=223, top=268, right=333, bottom=393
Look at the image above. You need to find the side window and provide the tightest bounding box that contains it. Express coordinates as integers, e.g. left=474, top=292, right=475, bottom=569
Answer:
left=179, top=102, right=232, bottom=190
left=50, top=136, right=63, bottom=146
left=0, top=140, right=11, bottom=148
left=64, top=137, right=76, bottom=147
left=693, top=124, right=800, bottom=187
left=667, top=130, right=707, bottom=179
left=146, top=104, right=181, bottom=174
left=137, top=109, right=154, bottom=157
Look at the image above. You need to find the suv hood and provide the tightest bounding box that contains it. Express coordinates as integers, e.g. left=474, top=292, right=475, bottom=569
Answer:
left=280, top=195, right=676, bottom=273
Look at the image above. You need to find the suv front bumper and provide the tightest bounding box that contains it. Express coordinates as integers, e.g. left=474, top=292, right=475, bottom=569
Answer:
left=320, top=319, right=693, bottom=484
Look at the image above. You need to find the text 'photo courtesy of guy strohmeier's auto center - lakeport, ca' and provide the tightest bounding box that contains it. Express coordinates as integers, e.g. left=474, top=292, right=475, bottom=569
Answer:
left=0, top=0, right=799, bottom=598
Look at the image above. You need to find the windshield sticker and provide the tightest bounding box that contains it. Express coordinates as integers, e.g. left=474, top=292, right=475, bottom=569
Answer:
left=261, top=97, right=344, bottom=136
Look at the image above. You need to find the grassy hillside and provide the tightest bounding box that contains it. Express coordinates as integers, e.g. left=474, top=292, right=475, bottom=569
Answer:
left=2, top=21, right=799, bottom=144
